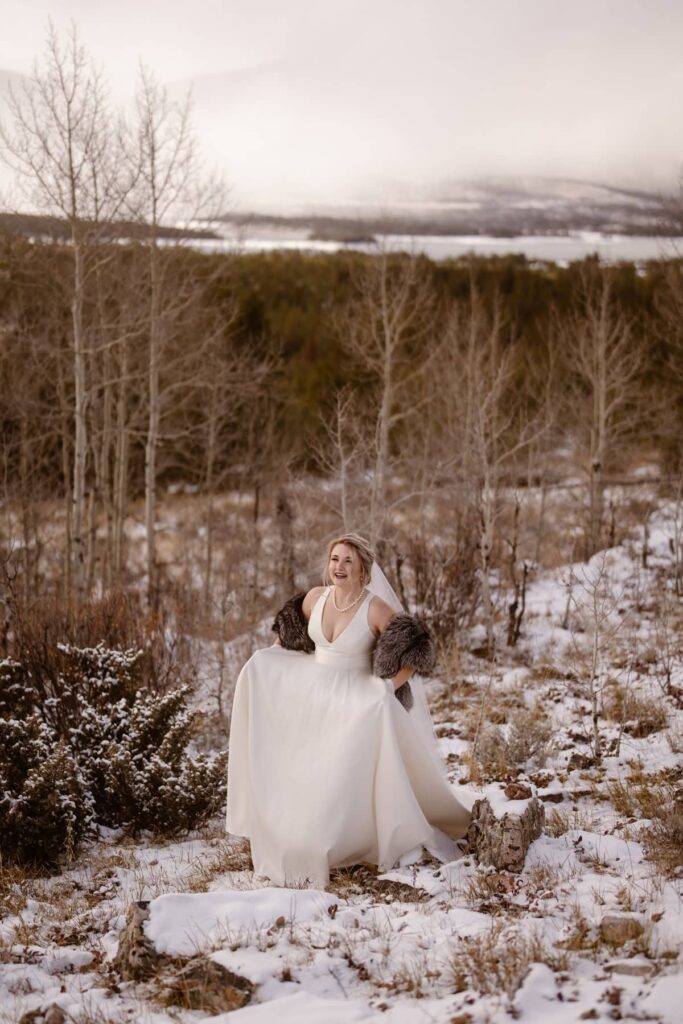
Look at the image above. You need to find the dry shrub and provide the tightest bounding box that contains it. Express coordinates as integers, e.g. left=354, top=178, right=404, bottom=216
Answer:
left=506, top=707, right=554, bottom=766
left=471, top=706, right=554, bottom=780
left=447, top=923, right=567, bottom=997
left=644, top=791, right=683, bottom=877
left=470, top=723, right=509, bottom=779
left=392, top=521, right=480, bottom=653
left=5, top=586, right=191, bottom=703
left=606, top=776, right=665, bottom=820
left=606, top=764, right=683, bottom=876
left=0, top=857, right=32, bottom=917
left=603, top=686, right=668, bottom=738
left=328, top=863, right=428, bottom=904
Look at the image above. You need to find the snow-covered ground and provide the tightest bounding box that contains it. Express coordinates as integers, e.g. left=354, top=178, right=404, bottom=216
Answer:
left=1, top=493, right=682, bottom=1023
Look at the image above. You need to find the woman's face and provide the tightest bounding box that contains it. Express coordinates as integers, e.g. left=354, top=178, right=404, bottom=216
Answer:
left=328, top=543, right=364, bottom=589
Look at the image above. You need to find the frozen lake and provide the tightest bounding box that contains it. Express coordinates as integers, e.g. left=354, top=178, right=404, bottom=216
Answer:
left=193, top=232, right=683, bottom=264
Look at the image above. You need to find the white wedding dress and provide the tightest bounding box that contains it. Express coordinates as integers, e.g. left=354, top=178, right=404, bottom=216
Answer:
left=226, top=586, right=470, bottom=887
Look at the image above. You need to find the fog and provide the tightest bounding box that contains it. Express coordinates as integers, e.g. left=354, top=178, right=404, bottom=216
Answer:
left=2, top=0, right=683, bottom=205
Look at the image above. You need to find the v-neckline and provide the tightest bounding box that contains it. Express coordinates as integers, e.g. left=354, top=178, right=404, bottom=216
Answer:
left=320, top=586, right=369, bottom=645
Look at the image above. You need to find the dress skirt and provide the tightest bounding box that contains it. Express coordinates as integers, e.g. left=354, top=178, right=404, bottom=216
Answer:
left=226, top=643, right=471, bottom=887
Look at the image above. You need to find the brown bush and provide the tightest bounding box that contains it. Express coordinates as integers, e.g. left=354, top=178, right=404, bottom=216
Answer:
left=603, top=686, right=668, bottom=738
left=392, top=523, right=480, bottom=653
left=644, top=790, right=683, bottom=877
left=5, top=586, right=191, bottom=712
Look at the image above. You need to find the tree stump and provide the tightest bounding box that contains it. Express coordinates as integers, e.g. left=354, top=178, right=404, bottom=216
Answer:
left=466, top=796, right=544, bottom=872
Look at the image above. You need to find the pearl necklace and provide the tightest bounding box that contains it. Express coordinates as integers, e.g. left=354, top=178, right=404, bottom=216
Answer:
left=332, top=585, right=365, bottom=613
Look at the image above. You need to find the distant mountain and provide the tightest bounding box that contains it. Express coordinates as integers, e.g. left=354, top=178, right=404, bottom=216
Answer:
left=215, top=176, right=680, bottom=240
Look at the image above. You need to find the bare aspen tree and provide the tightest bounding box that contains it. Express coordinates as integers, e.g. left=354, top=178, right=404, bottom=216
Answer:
left=656, top=265, right=683, bottom=557
left=562, top=268, right=642, bottom=557
left=337, top=249, right=438, bottom=547
left=1, top=24, right=125, bottom=602
left=436, top=290, right=539, bottom=655
left=310, top=390, right=370, bottom=529
left=195, top=314, right=271, bottom=609
left=126, top=67, right=204, bottom=606
left=0, top=316, right=54, bottom=598
left=566, top=553, right=630, bottom=763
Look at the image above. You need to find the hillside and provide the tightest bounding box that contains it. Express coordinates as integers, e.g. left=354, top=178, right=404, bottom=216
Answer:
left=0, top=480, right=681, bottom=1022
left=216, top=177, right=680, bottom=242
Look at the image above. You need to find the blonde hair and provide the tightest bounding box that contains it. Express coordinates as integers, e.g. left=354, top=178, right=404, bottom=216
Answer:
left=322, top=533, right=375, bottom=587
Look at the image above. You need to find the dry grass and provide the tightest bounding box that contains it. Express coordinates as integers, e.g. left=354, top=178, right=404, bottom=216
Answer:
left=0, top=859, right=32, bottom=918
left=607, top=778, right=663, bottom=820
left=603, top=686, right=669, bottom=738
left=328, top=864, right=428, bottom=904
left=462, top=871, right=525, bottom=917
left=545, top=805, right=598, bottom=837
left=446, top=922, right=568, bottom=998
left=605, top=761, right=683, bottom=877
left=644, top=799, right=683, bottom=878
left=185, top=838, right=254, bottom=892
left=606, top=762, right=674, bottom=821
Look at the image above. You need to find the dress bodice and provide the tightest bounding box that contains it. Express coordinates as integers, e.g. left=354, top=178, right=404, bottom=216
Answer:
left=308, top=587, right=375, bottom=668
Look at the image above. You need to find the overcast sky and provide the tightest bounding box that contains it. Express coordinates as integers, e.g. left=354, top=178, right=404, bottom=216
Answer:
left=1, top=0, right=683, bottom=206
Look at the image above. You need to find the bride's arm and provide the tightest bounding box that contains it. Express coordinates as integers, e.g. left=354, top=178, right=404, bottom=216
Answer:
left=302, top=586, right=325, bottom=620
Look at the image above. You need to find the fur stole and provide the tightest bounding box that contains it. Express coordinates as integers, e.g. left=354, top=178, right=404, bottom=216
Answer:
left=272, top=595, right=436, bottom=713
left=371, top=614, right=436, bottom=711
left=271, top=593, right=315, bottom=654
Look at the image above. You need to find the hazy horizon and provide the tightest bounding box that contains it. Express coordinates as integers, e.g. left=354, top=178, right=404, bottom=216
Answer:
left=1, top=0, right=682, bottom=207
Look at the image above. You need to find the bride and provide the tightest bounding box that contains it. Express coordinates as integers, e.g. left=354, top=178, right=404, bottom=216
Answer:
left=226, top=532, right=470, bottom=887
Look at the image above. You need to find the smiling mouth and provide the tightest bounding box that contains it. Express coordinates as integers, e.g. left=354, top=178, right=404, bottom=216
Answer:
left=334, top=572, right=347, bottom=579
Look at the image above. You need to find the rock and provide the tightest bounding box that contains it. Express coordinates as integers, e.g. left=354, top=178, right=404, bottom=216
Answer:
left=607, top=958, right=653, bottom=977
left=568, top=752, right=596, bottom=771
left=43, top=1009, right=66, bottom=1024
left=535, top=776, right=565, bottom=803
left=19, top=1006, right=66, bottom=1024
left=504, top=782, right=532, bottom=800
left=165, top=957, right=254, bottom=1013
left=599, top=915, right=645, bottom=947
left=466, top=797, right=544, bottom=872
left=114, top=901, right=160, bottom=981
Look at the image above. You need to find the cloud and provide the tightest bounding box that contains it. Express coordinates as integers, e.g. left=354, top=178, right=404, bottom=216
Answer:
left=1, top=0, right=682, bottom=204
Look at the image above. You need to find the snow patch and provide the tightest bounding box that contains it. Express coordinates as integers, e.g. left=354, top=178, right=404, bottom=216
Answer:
left=145, top=887, right=338, bottom=956
left=205, top=990, right=374, bottom=1022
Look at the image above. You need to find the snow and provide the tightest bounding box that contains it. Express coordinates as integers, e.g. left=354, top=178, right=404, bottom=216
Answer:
left=210, top=947, right=291, bottom=985
left=206, top=991, right=375, bottom=1022
left=146, top=887, right=338, bottom=956
left=641, top=974, right=683, bottom=1022
left=566, top=829, right=646, bottom=870
left=512, top=964, right=561, bottom=1020
left=2, top=482, right=682, bottom=1023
